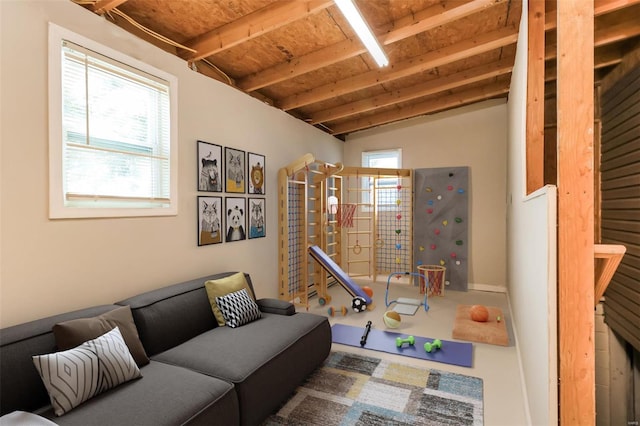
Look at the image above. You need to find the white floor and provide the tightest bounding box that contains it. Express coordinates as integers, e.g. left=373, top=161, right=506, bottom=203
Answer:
left=298, top=278, right=529, bottom=426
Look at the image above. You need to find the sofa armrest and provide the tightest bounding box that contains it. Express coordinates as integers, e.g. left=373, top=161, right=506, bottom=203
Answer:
left=256, top=298, right=295, bottom=316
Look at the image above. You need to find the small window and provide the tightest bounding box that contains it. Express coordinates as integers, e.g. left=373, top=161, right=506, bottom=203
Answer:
left=362, top=149, right=402, bottom=209
left=48, top=24, right=177, bottom=218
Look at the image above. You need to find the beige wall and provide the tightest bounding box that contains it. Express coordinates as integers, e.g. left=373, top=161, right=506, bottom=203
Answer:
left=0, top=0, right=343, bottom=327
left=343, top=100, right=508, bottom=290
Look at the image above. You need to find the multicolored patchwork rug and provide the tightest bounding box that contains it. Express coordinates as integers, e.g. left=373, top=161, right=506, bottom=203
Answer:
left=263, top=351, right=484, bottom=425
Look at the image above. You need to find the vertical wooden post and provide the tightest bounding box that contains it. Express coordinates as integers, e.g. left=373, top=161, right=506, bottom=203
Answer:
left=526, top=0, right=545, bottom=194
left=556, top=0, right=595, bottom=424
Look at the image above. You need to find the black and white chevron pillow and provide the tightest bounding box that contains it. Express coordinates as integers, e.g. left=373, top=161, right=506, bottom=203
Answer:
left=32, top=327, right=141, bottom=416
left=215, top=288, right=261, bottom=328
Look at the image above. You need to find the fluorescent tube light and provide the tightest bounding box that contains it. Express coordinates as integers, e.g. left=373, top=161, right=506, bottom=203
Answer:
left=334, top=0, right=389, bottom=68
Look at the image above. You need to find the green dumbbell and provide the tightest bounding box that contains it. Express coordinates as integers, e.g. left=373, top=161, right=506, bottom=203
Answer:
left=395, top=335, right=415, bottom=348
left=424, top=339, right=442, bottom=353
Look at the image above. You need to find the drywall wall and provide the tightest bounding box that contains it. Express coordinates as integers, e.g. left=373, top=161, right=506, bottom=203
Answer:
left=0, top=0, right=343, bottom=327
left=506, top=2, right=557, bottom=424
left=343, top=99, right=508, bottom=291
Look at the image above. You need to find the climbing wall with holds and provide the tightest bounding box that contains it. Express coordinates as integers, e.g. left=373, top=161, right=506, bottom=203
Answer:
left=413, top=167, right=469, bottom=292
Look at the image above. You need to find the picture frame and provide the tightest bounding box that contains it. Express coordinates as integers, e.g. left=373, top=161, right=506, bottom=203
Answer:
left=197, top=196, right=223, bottom=246
left=224, top=147, right=246, bottom=193
left=224, top=197, right=247, bottom=242
left=248, top=198, right=266, bottom=239
left=197, top=141, right=222, bottom=192
left=247, top=152, right=265, bottom=195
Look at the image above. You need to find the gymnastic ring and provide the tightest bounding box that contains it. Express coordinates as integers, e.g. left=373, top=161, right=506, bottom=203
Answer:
left=374, top=238, right=384, bottom=248
left=353, top=244, right=362, bottom=255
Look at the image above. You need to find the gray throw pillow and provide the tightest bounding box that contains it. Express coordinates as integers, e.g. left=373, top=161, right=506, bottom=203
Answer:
left=52, top=305, right=149, bottom=366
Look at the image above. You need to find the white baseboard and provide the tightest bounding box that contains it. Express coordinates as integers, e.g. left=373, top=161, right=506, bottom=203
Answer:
left=468, top=283, right=507, bottom=293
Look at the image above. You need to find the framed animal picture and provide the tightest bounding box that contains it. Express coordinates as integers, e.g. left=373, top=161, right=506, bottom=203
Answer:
left=197, top=141, right=222, bottom=192
left=248, top=198, right=266, bottom=239
left=247, top=152, right=265, bottom=195
left=198, top=196, right=223, bottom=246
left=225, top=197, right=247, bottom=243
left=225, top=147, right=245, bottom=193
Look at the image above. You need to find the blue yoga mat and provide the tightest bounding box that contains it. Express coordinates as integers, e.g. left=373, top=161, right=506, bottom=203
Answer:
left=331, top=324, right=473, bottom=368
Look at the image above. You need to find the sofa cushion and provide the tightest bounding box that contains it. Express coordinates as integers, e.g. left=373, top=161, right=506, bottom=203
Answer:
left=32, top=327, right=141, bottom=416
left=215, top=288, right=261, bottom=328
left=52, top=305, right=149, bottom=367
left=205, top=272, right=255, bottom=326
left=152, top=312, right=331, bottom=425
left=39, top=361, right=239, bottom=426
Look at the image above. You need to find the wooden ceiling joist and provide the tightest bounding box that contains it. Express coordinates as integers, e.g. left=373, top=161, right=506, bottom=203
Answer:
left=92, top=0, right=127, bottom=15
left=310, top=57, right=514, bottom=124
left=181, top=0, right=333, bottom=62
left=279, top=25, right=519, bottom=111
left=329, top=81, right=509, bottom=135
left=545, top=14, right=640, bottom=61
left=544, top=0, right=640, bottom=31
left=237, top=0, right=505, bottom=92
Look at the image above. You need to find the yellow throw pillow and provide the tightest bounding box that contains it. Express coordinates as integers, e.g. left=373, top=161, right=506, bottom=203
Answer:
left=205, top=272, right=256, bottom=326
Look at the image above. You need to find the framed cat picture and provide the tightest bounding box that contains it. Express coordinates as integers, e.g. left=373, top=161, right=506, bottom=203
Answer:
left=198, top=196, right=223, bottom=246
left=225, top=147, right=245, bottom=193
left=225, top=197, right=247, bottom=242
left=247, top=152, right=265, bottom=195
left=197, top=141, right=222, bottom=192
left=248, top=198, right=266, bottom=239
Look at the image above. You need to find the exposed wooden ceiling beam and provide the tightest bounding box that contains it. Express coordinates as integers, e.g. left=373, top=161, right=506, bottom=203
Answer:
left=329, top=81, right=509, bottom=135
left=545, top=45, right=624, bottom=82
left=181, top=0, right=333, bottom=62
left=310, top=57, right=514, bottom=124
left=545, top=0, right=640, bottom=31
left=92, top=0, right=128, bottom=15
left=278, top=25, right=518, bottom=111
left=237, top=0, right=505, bottom=91
left=545, top=15, right=640, bottom=60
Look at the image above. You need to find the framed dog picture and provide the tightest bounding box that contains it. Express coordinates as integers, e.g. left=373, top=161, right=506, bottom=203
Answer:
left=225, top=197, right=247, bottom=242
left=198, top=196, right=223, bottom=246
left=197, top=141, right=222, bottom=192
left=248, top=198, right=266, bottom=239
left=225, top=147, right=245, bottom=193
left=247, top=152, right=265, bottom=195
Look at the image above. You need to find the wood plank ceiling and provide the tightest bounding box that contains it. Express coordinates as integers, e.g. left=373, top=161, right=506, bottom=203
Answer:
left=74, top=0, right=640, bottom=138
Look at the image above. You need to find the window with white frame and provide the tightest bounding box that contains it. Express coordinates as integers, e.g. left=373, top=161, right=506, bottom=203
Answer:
left=361, top=149, right=402, bottom=209
left=48, top=24, right=177, bottom=218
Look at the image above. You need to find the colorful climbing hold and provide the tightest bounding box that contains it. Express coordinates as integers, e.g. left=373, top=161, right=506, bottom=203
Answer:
left=395, top=243, right=401, bottom=249
left=455, top=217, right=463, bottom=223
left=437, top=195, right=442, bottom=200
left=419, top=246, right=425, bottom=251
left=442, top=219, right=448, bottom=226
left=456, top=240, right=463, bottom=245
left=445, top=280, right=450, bottom=286
left=449, top=173, right=454, bottom=177
left=396, top=257, right=401, bottom=264
left=427, top=208, right=433, bottom=214
left=440, top=259, right=446, bottom=266
left=450, top=252, right=457, bottom=258
left=456, top=260, right=461, bottom=266
left=434, top=229, right=441, bottom=235
left=430, top=244, right=436, bottom=250
left=395, top=229, right=402, bottom=234
left=447, top=185, right=453, bottom=191
left=396, top=214, right=402, bottom=220
left=428, top=200, right=434, bottom=206
left=396, top=199, right=401, bottom=206
left=397, top=185, right=402, bottom=190
left=426, top=187, right=432, bottom=192
left=458, top=188, right=465, bottom=194
left=417, top=260, right=423, bottom=265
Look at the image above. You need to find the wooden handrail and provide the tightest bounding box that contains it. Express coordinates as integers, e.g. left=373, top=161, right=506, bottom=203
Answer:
left=594, top=243, right=626, bottom=305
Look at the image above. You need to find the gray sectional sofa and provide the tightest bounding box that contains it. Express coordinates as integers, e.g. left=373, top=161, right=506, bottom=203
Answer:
left=0, top=272, right=332, bottom=425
